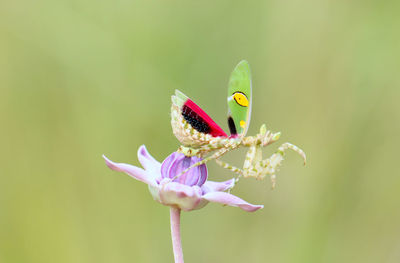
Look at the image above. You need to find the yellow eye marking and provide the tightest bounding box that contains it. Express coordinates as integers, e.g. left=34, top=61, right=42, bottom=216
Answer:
left=240, top=120, right=246, bottom=128
left=233, top=92, right=249, bottom=107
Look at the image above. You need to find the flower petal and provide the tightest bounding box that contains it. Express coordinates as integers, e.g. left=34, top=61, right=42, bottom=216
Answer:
left=103, top=155, right=157, bottom=186
left=201, top=179, right=236, bottom=194
left=137, top=145, right=161, bottom=177
left=196, top=163, right=208, bottom=186
left=202, top=192, right=263, bottom=212
left=159, top=182, right=206, bottom=211
left=161, top=152, right=181, bottom=180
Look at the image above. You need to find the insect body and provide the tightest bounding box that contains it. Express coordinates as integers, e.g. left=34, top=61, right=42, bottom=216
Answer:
left=170, top=60, right=306, bottom=188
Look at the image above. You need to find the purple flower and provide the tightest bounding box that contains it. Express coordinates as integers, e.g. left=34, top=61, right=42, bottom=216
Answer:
left=103, top=145, right=263, bottom=212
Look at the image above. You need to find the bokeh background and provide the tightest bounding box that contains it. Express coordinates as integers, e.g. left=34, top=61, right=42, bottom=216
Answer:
left=1, top=0, right=400, bottom=262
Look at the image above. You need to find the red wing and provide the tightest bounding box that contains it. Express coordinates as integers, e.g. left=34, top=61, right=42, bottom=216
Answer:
left=182, top=99, right=228, bottom=137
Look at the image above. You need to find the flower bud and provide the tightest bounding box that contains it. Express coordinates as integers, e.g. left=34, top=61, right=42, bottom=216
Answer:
left=161, top=152, right=207, bottom=187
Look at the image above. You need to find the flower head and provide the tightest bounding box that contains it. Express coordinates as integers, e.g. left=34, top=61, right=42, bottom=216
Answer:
left=160, top=152, right=207, bottom=186
left=103, top=145, right=263, bottom=212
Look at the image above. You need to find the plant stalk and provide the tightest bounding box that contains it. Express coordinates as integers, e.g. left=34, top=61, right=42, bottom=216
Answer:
left=170, top=207, right=184, bottom=263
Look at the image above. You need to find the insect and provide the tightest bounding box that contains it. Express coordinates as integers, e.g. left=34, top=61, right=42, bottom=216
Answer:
left=170, top=60, right=306, bottom=188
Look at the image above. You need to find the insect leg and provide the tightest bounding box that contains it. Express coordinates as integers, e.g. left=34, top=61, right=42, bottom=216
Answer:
left=258, top=142, right=306, bottom=188
left=214, top=159, right=244, bottom=193
left=277, top=142, right=307, bottom=165
left=174, top=142, right=240, bottom=180
left=215, top=159, right=244, bottom=183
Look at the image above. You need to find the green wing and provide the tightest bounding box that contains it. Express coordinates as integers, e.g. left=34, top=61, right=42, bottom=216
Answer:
left=227, top=60, right=252, bottom=137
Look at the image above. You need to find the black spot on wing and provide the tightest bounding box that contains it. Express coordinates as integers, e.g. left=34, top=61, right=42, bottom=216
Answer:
left=182, top=105, right=210, bottom=134
left=228, top=116, right=237, bottom=135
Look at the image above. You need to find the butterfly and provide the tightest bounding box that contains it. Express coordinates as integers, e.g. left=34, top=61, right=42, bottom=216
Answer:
left=170, top=60, right=305, bottom=188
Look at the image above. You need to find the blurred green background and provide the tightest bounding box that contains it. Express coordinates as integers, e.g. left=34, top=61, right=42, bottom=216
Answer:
left=1, top=0, right=400, bottom=262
